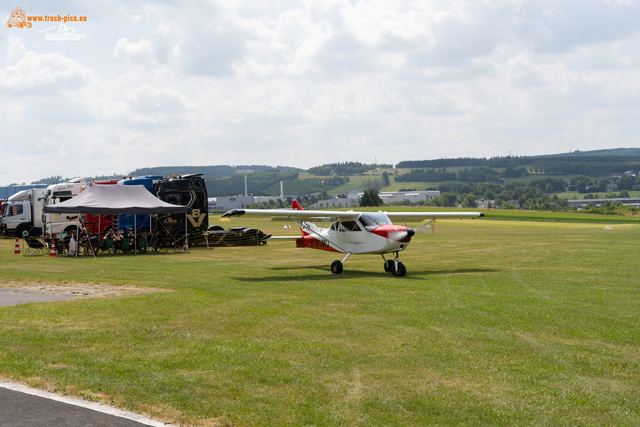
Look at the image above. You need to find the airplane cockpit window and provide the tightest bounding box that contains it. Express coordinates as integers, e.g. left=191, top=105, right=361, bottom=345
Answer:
left=359, top=212, right=391, bottom=230
left=339, top=221, right=362, bottom=232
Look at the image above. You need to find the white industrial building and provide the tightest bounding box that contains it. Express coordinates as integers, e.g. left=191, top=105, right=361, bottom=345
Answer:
left=208, top=195, right=256, bottom=212
left=568, top=198, right=640, bottom=208
left=311, top=190, right=441, bottom=208
left=209, top=179, right=297, bottom=212
left=378, top=190, right=440, bottom=204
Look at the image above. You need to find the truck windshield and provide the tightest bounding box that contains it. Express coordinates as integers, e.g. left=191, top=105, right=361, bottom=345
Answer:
left=7, top=205, right=23, bottom=217
left=359, top=212, right=391, bottom=230
left=162, top=192, right=193, bottom=206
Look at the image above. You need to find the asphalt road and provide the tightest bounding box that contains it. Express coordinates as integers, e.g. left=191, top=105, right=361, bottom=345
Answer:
left=0, top=290, right=178, bottom=427
left=0, top=386, right=163, bottom=427
left=0, top=288, right=85, bottom=306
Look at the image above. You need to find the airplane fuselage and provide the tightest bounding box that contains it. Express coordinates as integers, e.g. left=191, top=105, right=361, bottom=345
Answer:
left=296, top=216, right=413, bottom=255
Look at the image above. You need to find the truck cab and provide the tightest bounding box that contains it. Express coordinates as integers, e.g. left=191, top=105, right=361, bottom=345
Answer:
left=155, top=174, right=209, bottom=237
left=43, top=178, right=86, bottom=236
left=1, top=189, right=45, bottom=237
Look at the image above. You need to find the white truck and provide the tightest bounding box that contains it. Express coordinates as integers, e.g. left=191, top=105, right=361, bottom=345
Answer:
left=1, top=178, right=86, bottom=238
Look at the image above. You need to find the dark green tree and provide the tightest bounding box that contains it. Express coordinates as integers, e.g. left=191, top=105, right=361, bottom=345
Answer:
left=360, top=189, right=384, bottom=207
left=382, top=171, right=390, bottom=186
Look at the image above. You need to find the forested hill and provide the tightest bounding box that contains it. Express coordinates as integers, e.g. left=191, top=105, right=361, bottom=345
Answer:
left=396, top=148, right=640, bottom=169
left=548, top=148, right=640, bottom=157
left=396, top=152, right=640, bottom=176
left=129, top=165, right=299, bottom=178
left=205, top=171, right=348, bottom=197
left=307, top=162, right=392, bottom=175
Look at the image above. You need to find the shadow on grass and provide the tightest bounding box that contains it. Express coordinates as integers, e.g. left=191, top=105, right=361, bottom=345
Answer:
left=232, top=266, right=500, bottom=282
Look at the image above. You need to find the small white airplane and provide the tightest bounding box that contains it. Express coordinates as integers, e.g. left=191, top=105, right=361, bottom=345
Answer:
left=222, top=201, right=484, bottom=276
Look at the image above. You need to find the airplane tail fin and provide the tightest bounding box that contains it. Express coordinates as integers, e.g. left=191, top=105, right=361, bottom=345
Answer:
left=291, top=200, right=308, bottom=235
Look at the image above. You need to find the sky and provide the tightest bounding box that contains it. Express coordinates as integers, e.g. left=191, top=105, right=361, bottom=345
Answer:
left=1, top=0, right=640, bottom=185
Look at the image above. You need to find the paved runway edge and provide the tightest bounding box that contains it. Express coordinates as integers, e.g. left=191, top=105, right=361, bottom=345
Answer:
left=0, top=380, right=178, bottom=427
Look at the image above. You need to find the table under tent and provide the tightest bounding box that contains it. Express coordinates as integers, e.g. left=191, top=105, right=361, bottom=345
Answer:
left=43, top=183, right=189, bottom=257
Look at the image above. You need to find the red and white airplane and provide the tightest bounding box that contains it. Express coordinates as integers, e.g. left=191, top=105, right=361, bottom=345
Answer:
left=222, top=201, right=484, bottom=276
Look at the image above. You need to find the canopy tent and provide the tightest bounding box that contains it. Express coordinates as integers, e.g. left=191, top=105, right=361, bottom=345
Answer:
left=43, top=183, right=188, bottom=257
left=43, top=183, right=187, bottom=215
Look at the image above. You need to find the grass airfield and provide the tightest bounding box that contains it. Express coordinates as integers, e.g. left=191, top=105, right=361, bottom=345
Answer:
left=0, top=214, right=639, bottom=426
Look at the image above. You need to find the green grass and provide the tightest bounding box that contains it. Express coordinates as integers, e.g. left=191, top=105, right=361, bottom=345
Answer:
left=1, top=214, right=640, bottom=426
left=480, top=208, right=640, bottom=223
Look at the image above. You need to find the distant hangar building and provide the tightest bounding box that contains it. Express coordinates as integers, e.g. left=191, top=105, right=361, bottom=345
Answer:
left=378, top=190, right=440, bottom=204
left=568, top=198, right=640, bottom=208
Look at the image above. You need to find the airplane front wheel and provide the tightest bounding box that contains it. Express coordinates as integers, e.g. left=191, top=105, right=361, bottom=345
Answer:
left=392, top=262, right=406, bottom=277
left=331, top=260, right=343, bottom=274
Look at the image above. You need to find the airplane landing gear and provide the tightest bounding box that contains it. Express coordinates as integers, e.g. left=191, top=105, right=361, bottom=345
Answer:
left=331, top=253, right=351, bottom=274
left=382, top=252, right=406, bottom=277
left=392, top=262, right=406, bottom=277
left=331, top=260, right=343, bottom=274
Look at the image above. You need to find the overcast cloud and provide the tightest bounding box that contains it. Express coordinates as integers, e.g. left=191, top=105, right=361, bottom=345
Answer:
left=1, top=0, right=640, bottom=184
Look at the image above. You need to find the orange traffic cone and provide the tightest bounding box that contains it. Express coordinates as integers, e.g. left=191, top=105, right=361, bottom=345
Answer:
left=182, top=238, right=188, bottom=252
left=14, top=237, right=20, bottom=254
left=50, top=239, right=56, bottom=257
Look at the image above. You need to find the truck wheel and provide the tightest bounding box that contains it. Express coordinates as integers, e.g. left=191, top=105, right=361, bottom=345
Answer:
left=17, top=227, right=30, bottom=238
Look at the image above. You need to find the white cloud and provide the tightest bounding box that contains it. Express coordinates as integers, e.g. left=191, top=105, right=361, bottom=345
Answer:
left=2, top=0, right=640, bottom=184
left=0, top=37, right=93, bottom=92
left=112, top=38, right=168, bottom=67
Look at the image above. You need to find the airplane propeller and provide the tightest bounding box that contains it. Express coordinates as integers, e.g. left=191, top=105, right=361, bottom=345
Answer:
left=414, top=219, right=436, bottom=234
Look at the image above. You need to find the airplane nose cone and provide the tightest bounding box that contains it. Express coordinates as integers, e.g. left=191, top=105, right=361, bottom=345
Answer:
left=406, top=228, right=415, bottom=237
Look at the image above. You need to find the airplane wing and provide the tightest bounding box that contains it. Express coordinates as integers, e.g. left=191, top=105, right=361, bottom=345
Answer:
left=385, top=212, right=484, bottom=223
left=221, top=209, right=360, bottom=222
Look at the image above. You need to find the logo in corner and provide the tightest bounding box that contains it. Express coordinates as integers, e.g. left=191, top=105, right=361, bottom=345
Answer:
left=6, top=7, right=31, bottom=28
left=45, top=23, right=85, bottom=41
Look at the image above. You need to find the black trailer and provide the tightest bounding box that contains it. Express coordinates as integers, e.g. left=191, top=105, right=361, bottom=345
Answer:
left=205, top=225, right=271, bottom=246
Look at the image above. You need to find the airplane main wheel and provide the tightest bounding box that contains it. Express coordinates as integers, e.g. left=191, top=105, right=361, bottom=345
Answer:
left=331, top=260, right=343, bottom=274
left=392, top=262, right=406, bottom=277
left=384, top=260, right=394, bottom=272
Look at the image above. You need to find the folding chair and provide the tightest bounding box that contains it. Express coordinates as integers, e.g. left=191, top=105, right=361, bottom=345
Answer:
left=119, top=237, right=133, bottom=254
left=135, top=236, right=147, bottom=253
left=100, top=238, right=115, bottom=255
left=22, top=237, right=47, bottom=256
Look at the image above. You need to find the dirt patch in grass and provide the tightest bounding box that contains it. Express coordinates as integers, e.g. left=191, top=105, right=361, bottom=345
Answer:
left=0, top=281, right=172, bottom=297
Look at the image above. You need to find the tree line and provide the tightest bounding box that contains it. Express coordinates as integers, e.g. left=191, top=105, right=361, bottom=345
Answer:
left=395, top=166, right=528, bottom=183
left=130, top=165, right=298, bottom=178
left=396, top=154, right=640, bottom=177
left=204, top=171, right=349, bottom=197
left=385, top=179, right=570, bottom=211
left=307, top=162, right=392, bottom=176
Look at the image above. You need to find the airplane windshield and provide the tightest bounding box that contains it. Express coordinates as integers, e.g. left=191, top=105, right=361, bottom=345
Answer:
left=359, top=212, right=391, bottom=230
